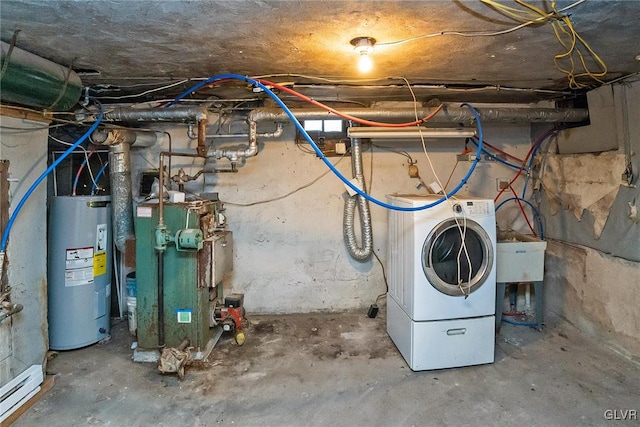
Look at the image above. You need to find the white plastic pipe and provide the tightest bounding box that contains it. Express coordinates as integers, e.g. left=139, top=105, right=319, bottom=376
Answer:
left=347, top=127, right=476, bottom=139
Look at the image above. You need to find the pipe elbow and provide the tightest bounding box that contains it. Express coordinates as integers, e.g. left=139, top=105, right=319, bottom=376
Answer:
left=263, top=123, right=284, bottom=138
left=243, top=145, right=258, bottom=158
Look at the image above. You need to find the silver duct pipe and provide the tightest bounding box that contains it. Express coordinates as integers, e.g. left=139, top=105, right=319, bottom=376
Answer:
left=108, top=142, right=134, bottom=252
left=343, top=137, right=373, bottom=261
left=91, top=128, right=160, bottom=147
left=248, top=106, right=589, bottom=124
left=92, top=129, right=160, bottom=252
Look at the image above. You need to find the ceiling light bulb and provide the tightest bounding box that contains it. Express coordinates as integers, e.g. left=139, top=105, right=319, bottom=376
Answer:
left=350, top=36, right=376, bottom=73
left=358, top=53, right=373, bottom=73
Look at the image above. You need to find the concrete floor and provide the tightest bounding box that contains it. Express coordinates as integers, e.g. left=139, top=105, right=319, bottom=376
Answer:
left=14, top=309, right=640, bottom=427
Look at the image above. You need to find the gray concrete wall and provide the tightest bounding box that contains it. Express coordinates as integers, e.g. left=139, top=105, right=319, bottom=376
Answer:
left=0, top=115, right=49, bottom=387
left=131, top=121, right=533, bottom=314
left=538, top=78, right=640, bottom=358
left=544, top=241, right=640, bottom=360
left=540, top=78, right=640, bottom=261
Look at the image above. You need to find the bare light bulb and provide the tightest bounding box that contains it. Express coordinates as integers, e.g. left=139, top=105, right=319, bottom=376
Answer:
left=350, top=36, right=376, bottom=74
left=358, top=53, right=373, bottom=73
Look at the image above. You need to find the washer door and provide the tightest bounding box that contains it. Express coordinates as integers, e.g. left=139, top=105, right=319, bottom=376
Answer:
left=422, top=218, right=493, bottom=297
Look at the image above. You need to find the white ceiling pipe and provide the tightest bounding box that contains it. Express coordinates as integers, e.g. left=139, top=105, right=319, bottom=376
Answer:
left=347, top=127, right=477, bottom=139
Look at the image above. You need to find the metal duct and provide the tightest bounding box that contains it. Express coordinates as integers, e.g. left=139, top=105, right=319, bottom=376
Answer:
left=91, top=128, right=161, bottom=252
left=0, top=41, right=82, bottom=111
left=248, top=106, right=589, bottom=124
left=343, top=137, right=373, bottom=261
left=108, top=142, right=134, bottom=252
left=91, top=128, right=159, bottom=147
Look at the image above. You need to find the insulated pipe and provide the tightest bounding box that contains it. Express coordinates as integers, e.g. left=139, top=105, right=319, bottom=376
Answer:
left=98, top=107, right=208, bottom=123
left=82, top=107, right=209, bottom=157
left=91, top=128, right=159, bottom=147
left=343, top=137, right=373, bottom=261
left=0, top=41, right=82, bottom=111
left=248, top=106, right=589, bottom=124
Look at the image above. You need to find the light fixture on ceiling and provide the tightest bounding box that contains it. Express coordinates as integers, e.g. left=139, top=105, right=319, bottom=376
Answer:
left=350, top=37, right=376, bottom=73
left=347, top=127, right=476, bottom=139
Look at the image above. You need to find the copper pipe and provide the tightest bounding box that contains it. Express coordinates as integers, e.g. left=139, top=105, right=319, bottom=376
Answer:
left=197, top=119, right=208, bottom=157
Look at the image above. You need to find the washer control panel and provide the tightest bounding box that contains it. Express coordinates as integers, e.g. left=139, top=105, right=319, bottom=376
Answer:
left=457, top=200, right=492, bottom=216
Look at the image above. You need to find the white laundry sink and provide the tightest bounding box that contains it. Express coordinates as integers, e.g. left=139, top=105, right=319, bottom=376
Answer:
left=496, top=230, right=547, bottom=283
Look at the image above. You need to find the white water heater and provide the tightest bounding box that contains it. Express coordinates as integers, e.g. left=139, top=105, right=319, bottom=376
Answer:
left=48, top=195, right=111, bottom=350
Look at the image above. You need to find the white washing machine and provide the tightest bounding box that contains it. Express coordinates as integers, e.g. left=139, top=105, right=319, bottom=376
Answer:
left=386, top=194, right=497, bottom=371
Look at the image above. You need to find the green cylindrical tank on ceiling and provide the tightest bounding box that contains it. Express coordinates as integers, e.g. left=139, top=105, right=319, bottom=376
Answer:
left=1, top=41, right=82, bottom=111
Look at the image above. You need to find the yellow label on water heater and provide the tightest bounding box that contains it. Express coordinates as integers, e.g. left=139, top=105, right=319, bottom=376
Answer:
left=94, top=251, right=107, bottom=276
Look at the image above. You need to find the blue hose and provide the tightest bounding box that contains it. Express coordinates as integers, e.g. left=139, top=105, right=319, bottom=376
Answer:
left=168, top=73, right=485, bottom=212
left=522, top=130, right=557, bottom=198
left=469, top=138, right=521, bottom=170
left=502, top=317, right=538, bottom=328
left=91, top=161, right=110, bottom=195
left=0, top=106, right=104, bottom=252
left=72, top=149, right=93, bottom=195
left=495, top=197, right=545, bottom=239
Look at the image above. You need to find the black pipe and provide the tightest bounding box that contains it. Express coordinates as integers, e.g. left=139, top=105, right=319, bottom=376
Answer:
left=157, top=251, right=165, bottom=348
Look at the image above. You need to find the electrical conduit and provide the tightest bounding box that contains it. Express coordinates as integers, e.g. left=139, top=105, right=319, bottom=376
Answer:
left=343, top=137, right=373, bottom=261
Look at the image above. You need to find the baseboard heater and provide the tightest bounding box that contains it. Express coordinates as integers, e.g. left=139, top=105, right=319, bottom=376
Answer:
left=0, top=364, right=43, bottom=423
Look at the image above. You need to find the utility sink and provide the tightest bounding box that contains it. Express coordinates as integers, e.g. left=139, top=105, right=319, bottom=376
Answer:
left=496, top=230, right=547, bottom=283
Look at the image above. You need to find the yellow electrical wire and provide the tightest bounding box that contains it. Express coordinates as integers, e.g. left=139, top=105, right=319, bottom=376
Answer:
left=481, top=0, right=607, bottom=89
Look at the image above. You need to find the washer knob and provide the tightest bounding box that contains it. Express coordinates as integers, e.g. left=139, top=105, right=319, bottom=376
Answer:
left=453, top=203, right=463, bottom=213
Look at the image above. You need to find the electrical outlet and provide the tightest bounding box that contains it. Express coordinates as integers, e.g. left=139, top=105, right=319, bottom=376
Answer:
left=496, top=178, right=510, bottom=191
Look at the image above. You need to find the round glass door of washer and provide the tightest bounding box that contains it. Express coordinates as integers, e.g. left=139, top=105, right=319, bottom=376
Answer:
left=421, top=218, right=493, bottom=296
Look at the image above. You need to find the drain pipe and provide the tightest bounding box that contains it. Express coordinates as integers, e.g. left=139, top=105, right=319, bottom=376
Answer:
left=91, top=129, right=159, bottom=252
left=343, top=137, right=373, bottom=261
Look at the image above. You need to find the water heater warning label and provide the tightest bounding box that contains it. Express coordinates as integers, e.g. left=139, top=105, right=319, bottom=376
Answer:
left=94, top=252, right=107, bottom=276
left=65, top=247, right=94, bottom=287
